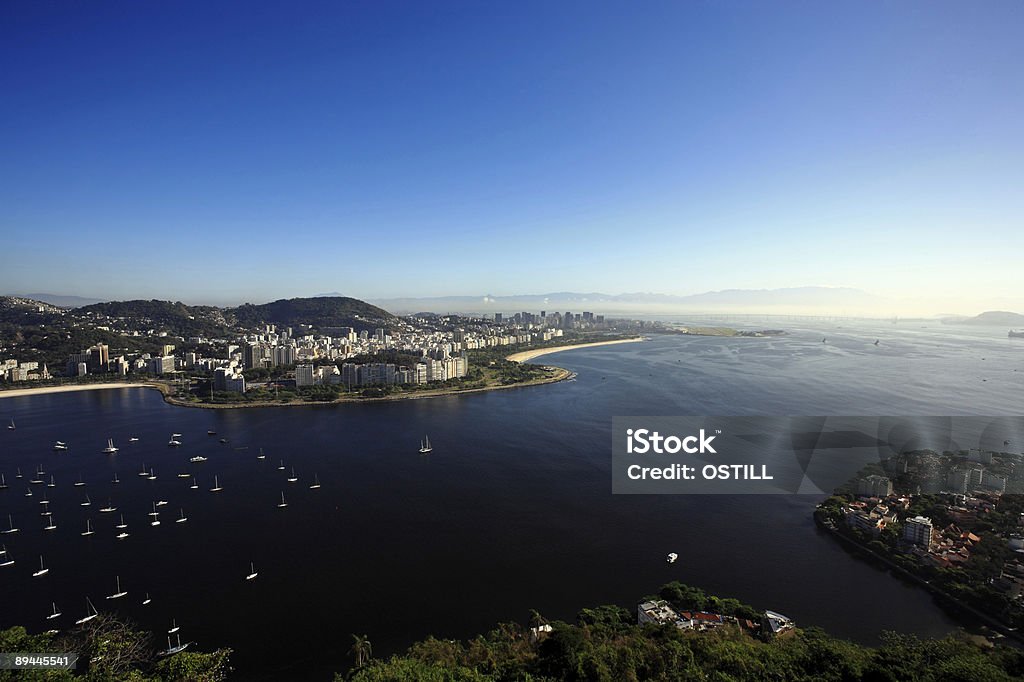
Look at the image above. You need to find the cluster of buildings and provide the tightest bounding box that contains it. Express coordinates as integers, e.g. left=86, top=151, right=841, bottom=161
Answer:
left=1, top=358, right=50, bottom=383
left=637, top=600, right=794, bottom=638
left=840, top=462, right=1024, bottom=608
left=13, top=311, right=582, bottom=394
left=62, top=342, right=174, bottom=378
left=945, top=449, right=1009, bottom=493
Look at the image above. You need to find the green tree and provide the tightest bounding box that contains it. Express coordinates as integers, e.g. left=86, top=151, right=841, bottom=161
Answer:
left=350, top=634, right=373, bottom=668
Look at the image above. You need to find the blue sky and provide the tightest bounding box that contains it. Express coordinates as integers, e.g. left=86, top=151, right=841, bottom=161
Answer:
left=1, top=1, right=1021, bottom=311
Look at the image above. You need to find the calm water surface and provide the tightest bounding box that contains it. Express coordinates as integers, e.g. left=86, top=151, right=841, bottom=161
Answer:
left=1, top=322, right=1023, bottom=679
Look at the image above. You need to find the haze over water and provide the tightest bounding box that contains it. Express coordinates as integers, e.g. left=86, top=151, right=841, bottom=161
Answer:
left=1, top=322, right=1022, bottom=679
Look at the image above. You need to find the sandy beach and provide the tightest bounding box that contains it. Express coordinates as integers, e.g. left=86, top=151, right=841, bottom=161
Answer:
left=0, top=382, right=163, bottom=399
left=506, top=337, right=645, bottom=363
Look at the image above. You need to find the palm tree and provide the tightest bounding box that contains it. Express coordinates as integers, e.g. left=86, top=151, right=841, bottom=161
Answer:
left=350, top=633, right=372, bottom=668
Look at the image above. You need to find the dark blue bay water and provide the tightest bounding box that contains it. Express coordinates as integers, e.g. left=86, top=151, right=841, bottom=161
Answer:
left=1, top=323, right=1023, bottom=679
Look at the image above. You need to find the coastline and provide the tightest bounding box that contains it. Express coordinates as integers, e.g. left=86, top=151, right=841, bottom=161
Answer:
left=161, top=367, right=574, bottom=409
left=506, top=336, right=645, bottom=363
left=0, top=382, right=164, bottom=399
left=0, top=337, right=641, bottom=409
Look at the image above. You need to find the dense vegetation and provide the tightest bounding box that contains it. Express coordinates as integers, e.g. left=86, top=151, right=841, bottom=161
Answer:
left=338, top=582, right=1024, bottom=681
left=230, top=297, right=395, bottom=332
left=0, top=323, right=165, bottom=369
left=5, top=583, right=1022, bottom=680
left=0, top=615, right=231, bottom=681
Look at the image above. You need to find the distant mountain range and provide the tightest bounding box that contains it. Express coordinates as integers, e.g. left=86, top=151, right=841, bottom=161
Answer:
left=356, top=287, right=887, bottom=315
left=949, top=310, right=1024, bottom=326
left=11, top=293, right=108, bottom=307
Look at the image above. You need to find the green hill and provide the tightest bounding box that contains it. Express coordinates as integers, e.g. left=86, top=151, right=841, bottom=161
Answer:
left=229, top=296, right=396, bottom=332
left=76, top=299, right=234, bottom=337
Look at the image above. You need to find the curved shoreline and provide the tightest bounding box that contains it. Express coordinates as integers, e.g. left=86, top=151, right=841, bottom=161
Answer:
left=160, top=367, right=574, bottom=409
left=0, top=382, right=164, bottom=399
left=506, top=336, right=645, bottom=363
left=0, top=370, right=575, bottom=410
left=0, top=337, right=641, bottom=408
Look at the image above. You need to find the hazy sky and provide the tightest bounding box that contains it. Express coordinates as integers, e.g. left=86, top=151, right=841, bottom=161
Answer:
left=1, top=1, right=1021, bottom=312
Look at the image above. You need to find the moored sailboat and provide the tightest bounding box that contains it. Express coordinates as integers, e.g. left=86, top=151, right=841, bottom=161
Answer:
left=75, top=597, right=99, bottom=624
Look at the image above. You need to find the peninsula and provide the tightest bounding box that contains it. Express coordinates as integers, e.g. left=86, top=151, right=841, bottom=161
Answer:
left=816, top=447, right=1024, bottom=638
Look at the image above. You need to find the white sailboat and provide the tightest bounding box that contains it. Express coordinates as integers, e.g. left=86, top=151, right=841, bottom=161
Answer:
left=142, top=593, right=151, bottom=605
left=116, top=530, right=130, bottom=540
left=75, top=597, right=98, bottom=624
left=81, top=494, right=92, bottom=507
left=128, top=436, right=139, bottom=442
left=47, top=602, right=62, bottom=620
left=189, top=477, right=198, bottom=490
left=81, top=519, right=95, bottom=536
left=189, top=455, right=207, bottom=463
left=277, top=491, right=288, bottom=508
left=176, top=508, right=188, bottom=524
left=48, top=475, right=56, bottom=488
left=149, top=502, right=161, bottom=526
left=30, top=466, right=44, bottom=484
left=277, top=459, right=285, bottom=471
left=75, top=474, right=87, bottom=487
left=111, top=473, right=119, bottom=484
left=167, top=435, right=182, bottom=447
left=53, top=441, right=68, bottom=451
left=419, top=434, right=433, bottom=453
left=138, top=463, right=149, bottom=477
left=32, top=555, right=49, bottom=577
left=257, top=448, right=266, bottom=460
left=106, top=575, right=127, bottom=599
left=155, top=500, right=168, bottom=507
left=147, top=468, right=157, bottom=480
left=245, top=561, right=258, bottom=580
left=177, top=472, right=191, bottom=478
left=209, top=475, right=223, bottom=492
left=43, top=515, right=57, bottom=531
left=7, top=418, right=14, bottom=430
left=24, top=486, right=32, bottom=497
left=0, top=473, right=6, bottom=489
left=103, top=438, right=118, bottom=454
left=287, top=467, right=298, bottom=483
left=15, top=467, right=22, bottom=478
left=3, top=514, right=18, bottom=534
left=159, top=634, right=190, bottom=656
left=116, top=514, right=128, bottom=529
left=0, top=545, right=13, bottom=567
left=309, top=474, right=321, bottom=490
left=100, top=500, right=116, bottom=513
left=168, top=618, right=180, bottom=634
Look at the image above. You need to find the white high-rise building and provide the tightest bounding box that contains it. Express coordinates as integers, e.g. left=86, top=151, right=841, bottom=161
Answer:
left=903, top=516, right=933, bottom=547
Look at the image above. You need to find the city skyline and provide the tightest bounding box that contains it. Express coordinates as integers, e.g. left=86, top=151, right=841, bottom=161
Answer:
left=2, top=2, right=1022, bottom=314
